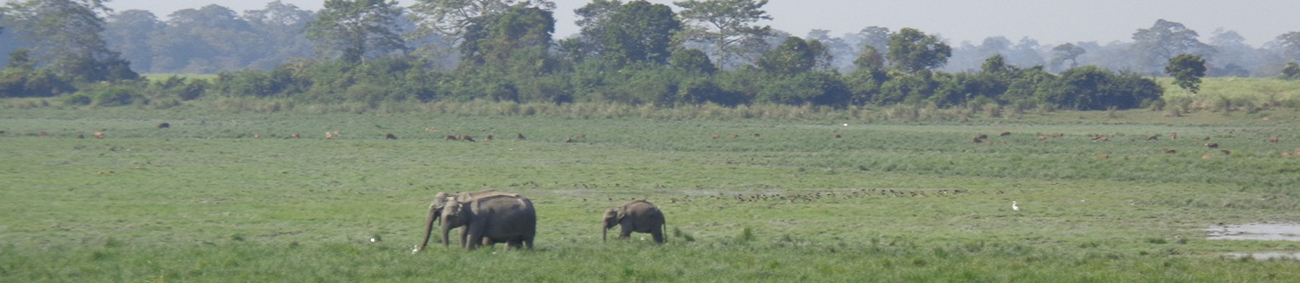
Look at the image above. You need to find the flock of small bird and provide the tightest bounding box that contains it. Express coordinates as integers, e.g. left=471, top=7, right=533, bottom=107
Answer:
left=972, top=130, right=1296, bottom=159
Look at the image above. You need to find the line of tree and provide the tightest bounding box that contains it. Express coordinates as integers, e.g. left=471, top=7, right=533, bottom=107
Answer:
left=3, top=0, right=1299, bottom=110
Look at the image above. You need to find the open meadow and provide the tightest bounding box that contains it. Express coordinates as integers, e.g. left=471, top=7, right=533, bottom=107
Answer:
left=2, top=105, right=1300, bottom=282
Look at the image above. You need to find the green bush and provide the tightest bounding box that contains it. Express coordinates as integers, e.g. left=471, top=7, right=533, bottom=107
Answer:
left=91, top=86, right=140, bottom=106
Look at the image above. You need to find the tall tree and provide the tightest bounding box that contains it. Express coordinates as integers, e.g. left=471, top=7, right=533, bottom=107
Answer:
left=756, top=36, right=814, bottom=75
left=1049, top=43, right=1086, bottom=70
left=856, top=26, right=890, bottom=56
left=0, top=0, right=136, bottom=82
left=1277, top=31, right=1300, bottom=62
left=306, top=0, right=407, bottom=64
left=886, top=28, right=951, bottom=73
left=1165, top=53, right=1206, bottom=93
left=153, top=5, right=258, bottom=73
left=243, top=1, right=317, bottom=69
left=458, top=4, right=554, bottom=67
left=104, top=10, right=163, bottom=73
left=577, top=0, right=681, bottom=65
left=674, top=0, right=773, bottom=69
left=1206, top=29, right=1255, bottom=77
left=1132, top=19, right=1212, bottom=74
left=407, top=0, right=554, bottom=59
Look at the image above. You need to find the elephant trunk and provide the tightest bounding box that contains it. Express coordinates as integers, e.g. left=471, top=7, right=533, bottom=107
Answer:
left=417, top=206, right=441, bottom=252
left=602, top=224, right=608, bottom=242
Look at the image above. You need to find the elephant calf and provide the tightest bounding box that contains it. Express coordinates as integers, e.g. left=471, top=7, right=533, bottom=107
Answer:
left=603, top=200, right=666, bottom=243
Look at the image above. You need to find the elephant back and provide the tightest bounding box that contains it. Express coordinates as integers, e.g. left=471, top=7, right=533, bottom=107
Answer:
left=456, top=190, right=521, bottom=203
left=471, top=194, right=533, bottom=211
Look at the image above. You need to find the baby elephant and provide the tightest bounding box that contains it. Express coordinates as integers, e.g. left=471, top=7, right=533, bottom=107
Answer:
left=603, top=200, right=666, bottom=243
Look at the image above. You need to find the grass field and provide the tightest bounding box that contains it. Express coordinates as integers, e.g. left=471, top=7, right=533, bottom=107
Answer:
left=2, top=105, right=1300, bottom=282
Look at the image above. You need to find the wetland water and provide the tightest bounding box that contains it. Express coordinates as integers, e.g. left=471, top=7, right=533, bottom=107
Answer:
left=1207, top=223, right=1300, bottom=259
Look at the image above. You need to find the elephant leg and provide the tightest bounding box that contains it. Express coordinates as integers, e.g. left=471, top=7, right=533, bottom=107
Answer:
left=466, top=225, right=484, bottom=250
left=652, top=226, right=665, bottom=243
left=459, top=228, right=470, bottom=248
left=620, top=223, right=634, bottom=240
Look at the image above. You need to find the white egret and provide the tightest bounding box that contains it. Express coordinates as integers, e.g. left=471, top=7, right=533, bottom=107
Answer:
left=1012, top=201, right=1020, bottom=212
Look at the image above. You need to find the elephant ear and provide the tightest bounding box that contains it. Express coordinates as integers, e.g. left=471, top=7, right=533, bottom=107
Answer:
left=616, top=206, right=628, bottom=221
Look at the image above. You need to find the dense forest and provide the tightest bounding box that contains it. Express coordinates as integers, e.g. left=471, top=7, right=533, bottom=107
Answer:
left=2, top=0, right=1299, bottom=110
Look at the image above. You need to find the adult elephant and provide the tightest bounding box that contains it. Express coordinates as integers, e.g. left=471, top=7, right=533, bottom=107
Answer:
left=603, top=200, right=666, bottom=243
left=415, top=190, right=525, bottom=252
left=442, top=194, right=536, bottom=250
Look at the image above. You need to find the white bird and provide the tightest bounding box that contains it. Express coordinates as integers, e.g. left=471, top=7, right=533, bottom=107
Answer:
left=1012, top=201, right=1020, bottom=212
left=843, top=123, right=849, bottom=126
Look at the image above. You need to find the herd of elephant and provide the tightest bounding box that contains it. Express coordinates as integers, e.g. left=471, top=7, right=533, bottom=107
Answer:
left=414, top=190, right=666, bottom=253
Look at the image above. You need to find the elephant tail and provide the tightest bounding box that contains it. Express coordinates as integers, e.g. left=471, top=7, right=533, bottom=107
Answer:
left=662, top=220, right=668, bottom=243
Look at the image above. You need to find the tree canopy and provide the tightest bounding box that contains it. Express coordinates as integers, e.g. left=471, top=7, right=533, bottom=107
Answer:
left=305, top=0, right=407, bottom=64
left=674, top=0, right=772, bottom=69
left=886, top=28, right=951, bottom=73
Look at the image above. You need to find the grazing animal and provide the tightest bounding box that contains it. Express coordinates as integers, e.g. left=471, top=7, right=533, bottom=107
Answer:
left=446, top=135, right=460, bottom=141
left=711, top=134, right=719, bottom=139
left=1204, top=143, right=1218, bottom=148
left=1097, top=154, right=1110, bottom=159
left=39, top=130, right=48, bottom=137
left=1093, top=136, right=1109, bottom=142
left=1012, top=201, right=1020, bottom=212
left=385, top=133, right=397, bottom=140
left=603, top=200, right=667, bottom=244
left=834, top=134, right=842, bottom=139
left=325, top=132, right=335, bottom=139
left=729, top=133, right=738, bottom=138
left=93, top=132, right=104, bottom=139
left=999, top=131, right=1011, bottom=137
left=78, top=134, right=84, bottom=139
left=462, top=136, right=476, bottom=142
left=1037, top=135, right=1048, bottom=141
left=1147, top=135, right=1159, bottom=141
left=977, top=134, right=989, bottom=140
left=1284, top=152, right=1293, bottom=157
left=971, top=137, right=983, bottom=143
left=753, top=133, right=760, bottom=137
left=575, top=133, right=586, bottom=139
left=1051, top=133, right=1064, bottom=138
left=1170, top=132, right=1178, bottom=140
left=564, top=137, right=574, bottom=143
left=1268, top=137, right=1279, bottom=143
left=1221, top=149, right=1231, bottom=155
left=1201, top=154, right=1212, bottom=159
left=1162, top=149, right=1177, bottom=154
left=292, top=132, right=300, bottom=138
left=157, top=122, right=170, bottom=129
left=516, top=133, right=526, bottom=140
left=425, top=127, right=438, bottom=132
left=417, top=191, right=534, bottom=252
left=254, top=133, right=261, bottom=139
left=485, top=135, right=493, bottom=142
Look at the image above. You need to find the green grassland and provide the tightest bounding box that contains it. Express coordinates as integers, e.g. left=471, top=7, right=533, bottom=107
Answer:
left=2, top=105, right=1300, bottom=282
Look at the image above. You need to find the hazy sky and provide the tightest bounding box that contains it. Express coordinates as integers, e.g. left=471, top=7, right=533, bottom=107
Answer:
left=106, top=0, right=1300, bottom=47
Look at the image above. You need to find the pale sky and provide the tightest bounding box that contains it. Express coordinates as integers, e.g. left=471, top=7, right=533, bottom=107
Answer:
left=106, top=0, right=1300, bottom=47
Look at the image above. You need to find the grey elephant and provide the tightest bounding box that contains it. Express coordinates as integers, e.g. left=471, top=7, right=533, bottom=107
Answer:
left=442, top=194, right=536, bottom=250
left=603, top=200, right=666, bottom=243
left=415, top=190, right=526, bottom=252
